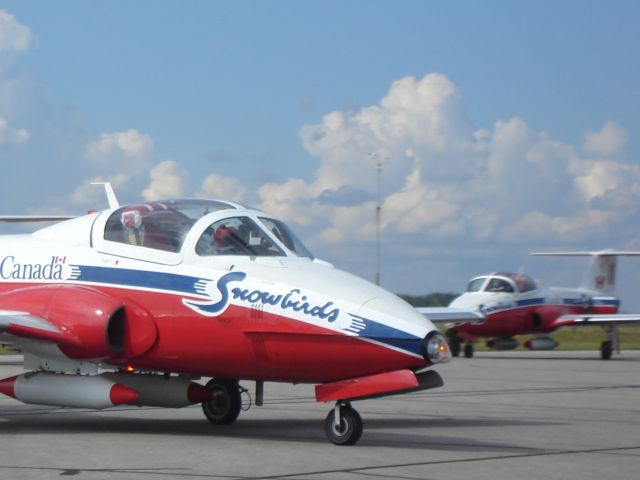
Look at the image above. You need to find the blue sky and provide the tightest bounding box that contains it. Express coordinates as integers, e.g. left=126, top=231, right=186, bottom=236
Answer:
left=1, top=1, right=640, bottom=308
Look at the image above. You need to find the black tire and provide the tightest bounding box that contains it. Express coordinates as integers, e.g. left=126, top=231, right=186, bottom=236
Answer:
left=448, top=335, right=461, bottom=357
left=464, top=343, right=474, bottom=358
left=600, top=341, right=613, bottom=360
left=202, top=379, right=242, bottom=425
left=324, top=405, right=363, bottom=446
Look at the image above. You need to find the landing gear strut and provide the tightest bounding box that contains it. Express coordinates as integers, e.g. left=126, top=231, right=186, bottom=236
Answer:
left=600, top=325, right=618, bottom=360
left=324, top=402, right=363, bottom=445
left=202, top=379, right=242, bottom=425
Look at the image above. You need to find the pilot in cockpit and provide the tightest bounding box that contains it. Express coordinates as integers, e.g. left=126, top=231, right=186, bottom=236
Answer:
left=196, top=222, right=245, bottom=255
left=195, top=217, right=286, bottom=257
left=121, top=209, right=144, bottom=246
left=214, top=225, right=241, bottom=253
left=487, top=278, right=514, bottom=293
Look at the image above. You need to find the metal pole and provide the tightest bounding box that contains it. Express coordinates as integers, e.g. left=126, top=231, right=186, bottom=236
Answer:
left=369, top=152, right=382, bottom=286
left=375, top=161, right=381, bottom=286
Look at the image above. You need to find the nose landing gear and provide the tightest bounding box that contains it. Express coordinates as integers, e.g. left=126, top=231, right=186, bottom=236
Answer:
left=324, top=402, right=363, bottom=445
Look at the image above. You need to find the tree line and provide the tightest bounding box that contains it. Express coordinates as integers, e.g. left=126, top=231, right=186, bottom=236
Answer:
left=398, top=292, right=459, bottom=307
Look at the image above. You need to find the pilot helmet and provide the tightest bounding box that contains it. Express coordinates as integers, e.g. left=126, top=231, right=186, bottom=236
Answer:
left=214, top=225, right=236, bottom=247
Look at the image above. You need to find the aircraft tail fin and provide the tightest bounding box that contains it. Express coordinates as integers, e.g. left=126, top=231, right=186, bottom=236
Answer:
left=91, top=182, right=119, bottom=209
left=530, top=250, right=640, bottom=294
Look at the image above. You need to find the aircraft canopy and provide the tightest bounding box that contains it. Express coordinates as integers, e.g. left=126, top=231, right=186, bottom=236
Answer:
left=466, top=272, right=538, bottom=294
left=103, top=199, right=314, bottom=258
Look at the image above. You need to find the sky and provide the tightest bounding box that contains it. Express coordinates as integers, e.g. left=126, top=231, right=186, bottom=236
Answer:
left=1, top=1, right=640, bottom=308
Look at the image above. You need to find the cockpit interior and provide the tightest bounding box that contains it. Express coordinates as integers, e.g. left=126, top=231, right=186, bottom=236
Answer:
left=465, top=272, right=538, bottom=294
left=102, top=199, right=314, bottom=259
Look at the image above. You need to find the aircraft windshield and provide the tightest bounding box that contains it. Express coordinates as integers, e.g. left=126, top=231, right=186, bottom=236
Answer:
left=466, top=273, right=538, bottom=294
left=497, top=272, right=538, bottom=293
left=485, top=277, right=515, bottom=293
left=196, top=217, right=285, bottom=257
left=258, top=217, right=314, bottom=258
left=104, top=200, right=236, bottom=253
left=466, top=277, right=487, bottom=292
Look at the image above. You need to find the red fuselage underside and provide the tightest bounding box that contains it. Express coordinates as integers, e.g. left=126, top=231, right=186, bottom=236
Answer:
left=0, top=283, right=426, bottom=383
left=455, top=304, right=587, bottom=338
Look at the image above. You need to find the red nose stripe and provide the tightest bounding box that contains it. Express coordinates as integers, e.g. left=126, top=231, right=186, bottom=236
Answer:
left=187, top=383, right=213, bottom=404
left=0, top=376, right=17, bottom=398
left=109, top=384, right=139, bottom=405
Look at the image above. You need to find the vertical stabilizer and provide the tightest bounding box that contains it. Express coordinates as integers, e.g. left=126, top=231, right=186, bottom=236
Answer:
left=530, top=250, right=640, bottom=294
left=91, top=182, right=120, bottom=209
left=582, top=254, right=617, bottom=293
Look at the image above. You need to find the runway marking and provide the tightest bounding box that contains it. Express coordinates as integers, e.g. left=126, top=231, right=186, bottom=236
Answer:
left=251, top=445, right=640, bottom=479
left=0, top=446, right=639, bottom=479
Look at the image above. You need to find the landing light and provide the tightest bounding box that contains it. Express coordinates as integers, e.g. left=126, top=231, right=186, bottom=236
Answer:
left=423, top=332, right=452, bottom=364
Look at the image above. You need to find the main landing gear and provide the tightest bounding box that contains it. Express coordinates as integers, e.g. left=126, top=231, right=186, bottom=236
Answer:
left=324, top=402, right=363, bottom=446
left=202, top=379, right=242, bottom=425
left=463, top=343, right=474, bottom=358
left=447, top=331, right=474, bottom=358
left=600, top=341, right=613, bottom=360
left=600, top=325, right=618, bottom=360
left=201, top=379, right=366, bottom=445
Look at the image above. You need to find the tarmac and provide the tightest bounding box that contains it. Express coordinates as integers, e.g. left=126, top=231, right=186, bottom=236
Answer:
left=0, top=350, right=639, bottom=480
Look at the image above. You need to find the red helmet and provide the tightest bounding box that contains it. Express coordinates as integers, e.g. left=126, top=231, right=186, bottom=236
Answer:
left=214, top=225, right=236, bottom=247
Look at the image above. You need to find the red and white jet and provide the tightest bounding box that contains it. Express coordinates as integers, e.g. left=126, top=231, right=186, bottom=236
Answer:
left=422, top=251, right=640, bottom=360
left=0, top=188, right=458, bottom=445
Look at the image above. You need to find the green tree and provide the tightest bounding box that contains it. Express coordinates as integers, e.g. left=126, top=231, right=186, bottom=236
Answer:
left=398, top=292, right=459, bottom=307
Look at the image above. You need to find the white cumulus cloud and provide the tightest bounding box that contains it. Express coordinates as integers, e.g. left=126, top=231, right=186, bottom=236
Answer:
left=583, top=121, right=626, bottom=156
left=142, top=160, right=186, bottom=200
left=85, top=129, right=153, bottom=163
left=251, top=72, right=640, bottom=266
left=69, top=174, right=131, bottom=207
left=299, top=73, right=475, bottom=196
left=0, top=115, right=29, bottom=146
left=198, top=173, right=247, bottom=203
left=0, top=10, right=31, bottom=53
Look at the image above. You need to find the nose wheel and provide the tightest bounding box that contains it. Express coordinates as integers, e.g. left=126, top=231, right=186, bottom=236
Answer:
left=324, top=402, right=363, bottom=445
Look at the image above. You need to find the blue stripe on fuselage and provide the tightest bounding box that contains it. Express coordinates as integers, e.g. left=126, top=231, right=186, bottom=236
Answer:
left=515, top=297, right=545, bottom=307
left=70, top=264, right=205, bottom=295
left=347, top=313, right=422, bottom=356
left=68, top=264, right=423, bottom=357
left=592, top=298, right=619, bottom=306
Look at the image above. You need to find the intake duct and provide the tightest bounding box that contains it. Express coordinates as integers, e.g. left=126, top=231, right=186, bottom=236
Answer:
left=0, top=285, right=157, bottom=360
left=106, top=305, right=126, bottom=354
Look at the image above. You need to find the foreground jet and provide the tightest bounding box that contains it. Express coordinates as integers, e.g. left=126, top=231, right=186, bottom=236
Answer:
left=424, top=251, right=640, bottom=360
left=0, top=194, right=452, bottom=445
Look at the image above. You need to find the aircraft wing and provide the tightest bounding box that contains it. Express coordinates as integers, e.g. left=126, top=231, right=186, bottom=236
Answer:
left=416, top=307, right=484, bottom=326
left=0, top=310, right=80, bottom=347
left=0, top=215, right=76, bottom=223
left=552, top=313, right=640, bottom=329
